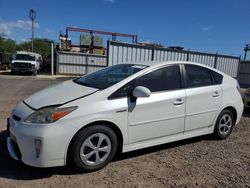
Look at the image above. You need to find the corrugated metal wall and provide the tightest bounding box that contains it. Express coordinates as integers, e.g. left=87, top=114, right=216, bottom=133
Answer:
left=216, top=56, right=239, bottom=77
left=108, top=42, right=152, bottom=64
left=108, top=41, right=240, bottom=78
left=188, top=53, right=215, bottom=67
left=238, top=61, right=250, bottom=87
left=154, top=49, right=187, bottom=61
left=56, top=41, right=240, bottom=77
left=57, top=51, right=107, bottom=75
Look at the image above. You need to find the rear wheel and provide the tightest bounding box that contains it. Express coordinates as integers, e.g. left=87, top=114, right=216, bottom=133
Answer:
left=214, top=110, right=235, bottom=139
left=70, top=125, right=118, bottom=172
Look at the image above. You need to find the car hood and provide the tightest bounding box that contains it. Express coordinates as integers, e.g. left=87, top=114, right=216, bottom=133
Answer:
left=12, top=60, right=35, bottom=63
left=24, top=80, right=98, bottom=110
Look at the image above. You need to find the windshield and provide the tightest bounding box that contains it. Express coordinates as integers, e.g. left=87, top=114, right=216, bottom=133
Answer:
left=74, top=64, right=148, bottom=90
left=15, top=54, right=35, bottom=61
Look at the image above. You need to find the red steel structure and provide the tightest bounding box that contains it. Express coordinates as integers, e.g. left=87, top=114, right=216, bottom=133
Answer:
left=65, top=27, right=138, bottom=51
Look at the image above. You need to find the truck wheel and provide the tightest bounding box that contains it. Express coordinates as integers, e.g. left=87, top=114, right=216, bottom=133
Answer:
left=33, top=70, right=37, bottom=76
left=11, top=70, right=15, bottom=75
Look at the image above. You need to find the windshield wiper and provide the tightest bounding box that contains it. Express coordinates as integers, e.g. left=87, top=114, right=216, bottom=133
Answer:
left=73, top=79, right=100, bottom=89
left=73, top=79, right=89, bottom=87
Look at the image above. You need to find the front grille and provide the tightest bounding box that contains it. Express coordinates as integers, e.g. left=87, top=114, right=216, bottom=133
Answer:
left=13, top=62, right=32, bottom=68
left=13, top=114, right=21, bottom=121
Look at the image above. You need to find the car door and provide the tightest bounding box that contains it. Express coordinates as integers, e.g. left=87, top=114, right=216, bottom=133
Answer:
left=128, top=65, right=186, bottom=144
left=184, top=64, right=222, bottom=132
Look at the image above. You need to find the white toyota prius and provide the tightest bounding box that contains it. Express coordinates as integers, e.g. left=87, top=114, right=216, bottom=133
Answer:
left=7, top=61, right=243, bottom=172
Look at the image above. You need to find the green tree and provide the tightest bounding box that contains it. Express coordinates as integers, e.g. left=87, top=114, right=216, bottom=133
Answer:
left=18, top=38, right=53, bottom=58
left=0, top=36, right=17, bottom=53
left=0, top=36, right=54, bottom=63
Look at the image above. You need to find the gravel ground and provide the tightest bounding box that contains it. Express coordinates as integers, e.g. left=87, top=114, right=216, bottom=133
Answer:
left=0, top=72, right=249, bottom=188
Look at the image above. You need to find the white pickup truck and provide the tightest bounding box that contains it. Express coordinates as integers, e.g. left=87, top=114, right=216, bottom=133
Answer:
left=11, top=51, right=42, bottom=76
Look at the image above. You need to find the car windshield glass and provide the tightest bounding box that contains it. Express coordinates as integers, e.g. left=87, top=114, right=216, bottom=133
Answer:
left=15, top=54, right=35, bottom=61
left=74, top=64, right=148, bottom=90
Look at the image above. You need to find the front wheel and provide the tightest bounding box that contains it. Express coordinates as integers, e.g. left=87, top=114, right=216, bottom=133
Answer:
left=33, top=70, right=37, bottom=76
left=213, top=110, right=235, bottom=139
left=70, top=125, right=118, bottom=172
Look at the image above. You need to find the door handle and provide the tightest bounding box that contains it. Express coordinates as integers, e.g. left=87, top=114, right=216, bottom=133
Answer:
left=173, top=98, right=184, bottom=106
left=212, top=91, right=220, bottom=97
left=116, top=109, right=127, bottom=113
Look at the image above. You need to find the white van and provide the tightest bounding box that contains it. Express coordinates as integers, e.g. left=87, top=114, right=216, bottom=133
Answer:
left=11, top=51, right=42, bottom=76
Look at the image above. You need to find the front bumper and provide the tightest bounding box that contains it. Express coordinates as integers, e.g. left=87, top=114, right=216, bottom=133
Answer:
left=7, top=119, right=22, bottom=161
left=6, top=111, right=77, bottom=168
left=11, top=67, right=36, bottom=73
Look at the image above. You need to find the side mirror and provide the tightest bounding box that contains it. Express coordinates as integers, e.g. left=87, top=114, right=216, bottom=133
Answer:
left=133, top=86, right=151, bottom=98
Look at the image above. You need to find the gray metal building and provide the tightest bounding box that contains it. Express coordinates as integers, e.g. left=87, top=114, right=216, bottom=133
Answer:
left=238, top=61, right=250, bottom=87
left=57, top=51, right=107, bottom=75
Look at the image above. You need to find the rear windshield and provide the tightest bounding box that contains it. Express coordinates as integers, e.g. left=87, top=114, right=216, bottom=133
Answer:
left=74, top=64, right=148, bottom=90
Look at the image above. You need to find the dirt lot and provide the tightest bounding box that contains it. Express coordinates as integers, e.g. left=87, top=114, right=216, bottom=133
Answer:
left=0, top=71, right=250, bottom=188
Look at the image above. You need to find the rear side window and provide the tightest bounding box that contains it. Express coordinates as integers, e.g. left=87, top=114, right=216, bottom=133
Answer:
left=185, top=65, right=212, bottom=88
left=210, top=70, right=223, bottom=84
left=137, top=65, right=181, bottom=92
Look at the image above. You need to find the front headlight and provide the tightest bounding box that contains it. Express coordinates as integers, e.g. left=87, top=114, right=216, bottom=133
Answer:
left=24, top=106, right=77, bottom=124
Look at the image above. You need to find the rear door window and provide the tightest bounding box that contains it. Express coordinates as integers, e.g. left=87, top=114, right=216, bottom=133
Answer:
left=137, top=65, right=181, bottom=92
left=185, top=65, right=213, bottom=88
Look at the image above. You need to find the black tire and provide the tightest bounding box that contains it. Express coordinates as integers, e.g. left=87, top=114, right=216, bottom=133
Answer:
left=70, top=125, right=118, bottom=172
left=213, top=109, right=235, bottom=139
left=11, top=70, right=15, bottom=75
left=33, top=70, right=37, bottom=76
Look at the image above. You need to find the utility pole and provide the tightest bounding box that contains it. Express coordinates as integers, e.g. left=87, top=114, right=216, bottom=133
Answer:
left=51, top=43, right=54, bottom=76
left=29, top=9, right=36, bottom=52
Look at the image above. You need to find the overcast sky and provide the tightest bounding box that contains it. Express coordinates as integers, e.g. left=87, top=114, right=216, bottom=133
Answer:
left=0, top=0, right=250, bottom=58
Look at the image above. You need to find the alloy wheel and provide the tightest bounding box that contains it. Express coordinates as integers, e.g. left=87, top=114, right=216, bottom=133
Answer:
left=79, top=133, right=111, bottom=166
left=218, top=114, right=232, bottom=136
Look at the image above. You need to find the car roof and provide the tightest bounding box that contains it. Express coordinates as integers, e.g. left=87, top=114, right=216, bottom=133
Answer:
left=123, top=61, right=226, bottom=75
left=16, top=51, right=42, bottom=57
left=124, top=61, right=205, bottom=69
